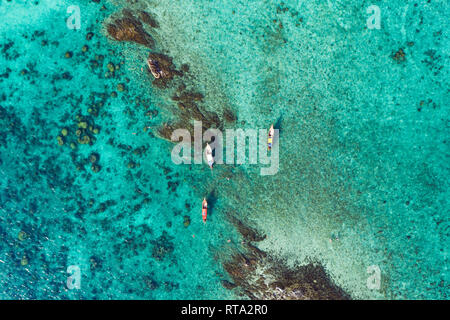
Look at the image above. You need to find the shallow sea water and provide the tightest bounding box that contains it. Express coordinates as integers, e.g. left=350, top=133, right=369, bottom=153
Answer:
left=0, top=0, right=448, bottom=299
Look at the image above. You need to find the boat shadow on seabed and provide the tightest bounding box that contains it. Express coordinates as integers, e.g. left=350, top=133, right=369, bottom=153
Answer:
left=205, top=189, right=218, bottom=220
left=273, top=114, right=283, bottom=146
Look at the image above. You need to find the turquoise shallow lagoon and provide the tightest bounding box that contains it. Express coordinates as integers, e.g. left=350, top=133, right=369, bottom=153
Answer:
left=0, top=0, right=448, bottom=299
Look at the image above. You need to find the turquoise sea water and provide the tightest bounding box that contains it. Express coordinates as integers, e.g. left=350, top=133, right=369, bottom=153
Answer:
left=0, top=0, right=448, bottom=299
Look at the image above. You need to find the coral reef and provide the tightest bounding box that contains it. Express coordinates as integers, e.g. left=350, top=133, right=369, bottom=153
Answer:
left=393, top=48, right=406, bottom=63
left=151, top=231, right=175, bottom=261
left=157, top=122, right=178, bottom=141
left=147, top=58, right=163, bottom=79
left=223, top=108, right=237, bottom=123
left=139, top=11, right=160, bottom=28
left=107, top=14, right=154, bottom=47
left=183, top=215, right=191, bottom=227
left=20, top=255, right=28, bottom=266
left=221, top=213, right=350, bottom=300
left=144, top=276, right=159, bottom=290
left=155, top=88, right=224, bottom=140
left=89, top=152, right=100, bottom=164
left=227, top=213, right=266, bottom=242
left=18, top=231, right=27, bottom=241
left=146, top=52, right=182, bottom=87
left=104, top=9, right=236, bottom=143
left=222, top=247, right=350, bottom=299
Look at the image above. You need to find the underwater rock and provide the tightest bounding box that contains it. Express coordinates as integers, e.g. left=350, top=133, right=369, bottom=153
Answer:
left=222, top=243, right=350, bottom=300
left=56, top=135, right=64, bottom=146
left=89, top=59, right=100, bottom=70
left=172, top=91, right=204, bottom=102
left=107, top=16, right=154, bottom=47
left=88, top=106, right=99, bottom=116
left=117, top=83, right=125, bottom=92
left=91, top=164, right=101, bottom=173
left=90, top=256, right=102, bottom=270
left=147, top=58, right=164, bottom=79
left=107, top=62, right=115, bottom=73
left=132, top=145, right=148, bottom=156
left=162, top=281, right=179, bottom=292
left=244, top=242, right=267, bottom=260
left=78, top=134, right=91, bottom=145
left=223, top=253, right=250, bottom=286
left=103, top=13, right=233, bottom=148
left=167, top=180, right=179, bottom=192
left=89, top=152, right=100, bottom=163
left=393, top=48, right=406, bottom=63
left=220, top=217, right=349, bottom=299
left=20, top=255, right=28, bottom=266
left=181, top=63, right=189, bottom=73
left=158, top=122, right=178, bottom=140
left=183, top=215, right=191, bottom=227
left=227, top=213, right=266, bottom=242
left=175, top=89, right=221, bottom=131
left=82, top=45, right=89, bottom=53
left=139, top=11, right=159, bottom=28
left=156, top=88, right=223, bottom=141
left=61, top=72, right=73, bottom=80
left=18, top=231, right=27, bottom=241
left=221, top=280, right=237, bottom=290
left=78, top=120, right=89, bottom=129
left=144, top=276, right=159, bottom=290
left=97, top=203, right=106, bottom=213
left=146, top=53, right=181, bottom=85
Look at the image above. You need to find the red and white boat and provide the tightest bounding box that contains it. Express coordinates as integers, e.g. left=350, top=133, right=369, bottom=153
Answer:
left=202, top=198, right=208, bottom=223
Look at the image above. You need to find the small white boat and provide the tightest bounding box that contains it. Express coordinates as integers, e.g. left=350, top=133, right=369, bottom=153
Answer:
left=205, top=143, right=214, bottom=169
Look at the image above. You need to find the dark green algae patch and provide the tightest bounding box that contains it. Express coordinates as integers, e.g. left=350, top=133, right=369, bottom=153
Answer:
left=0, top=0, right=193, bottom=299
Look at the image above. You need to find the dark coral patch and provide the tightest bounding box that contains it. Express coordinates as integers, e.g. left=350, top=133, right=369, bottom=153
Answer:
left=139, top=11, right=160, bottom=28
left=107, top=16, right=154, bottom=47
left=393, top=48, right=406, bottom=63
left=221, top=217, right=350, bottom=300
left=151, top=232, right=175, bottom=261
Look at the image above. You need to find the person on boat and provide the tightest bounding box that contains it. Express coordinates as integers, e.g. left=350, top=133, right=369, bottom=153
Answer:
left=147, top=58, right=161, bottom=79
left=268, top=124, right=274, bottom=150
left=205, top=143, right=214, bottom=169
left=202, top=198, right=208, bottom=223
